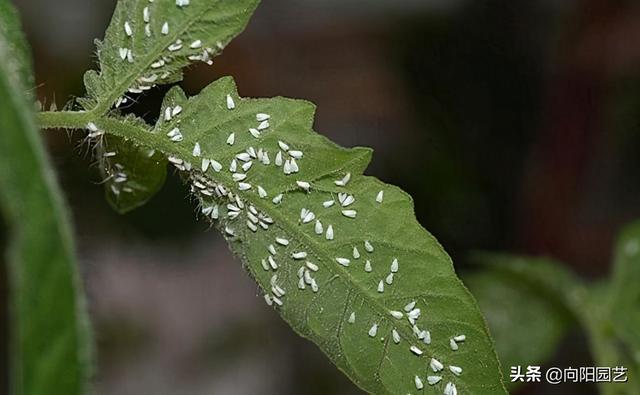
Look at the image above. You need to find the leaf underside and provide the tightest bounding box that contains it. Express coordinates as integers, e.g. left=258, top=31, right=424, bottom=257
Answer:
left=0, top=2, right=92, bottom=394
left=91, top=76, right=507, bottom=394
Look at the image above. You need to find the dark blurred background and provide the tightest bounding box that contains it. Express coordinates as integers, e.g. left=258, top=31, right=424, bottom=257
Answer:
left=3, top=0, right=640, bottom=394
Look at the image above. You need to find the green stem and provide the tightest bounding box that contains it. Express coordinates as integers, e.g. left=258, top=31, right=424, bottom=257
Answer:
left=38, top=110, right=94, bottom=130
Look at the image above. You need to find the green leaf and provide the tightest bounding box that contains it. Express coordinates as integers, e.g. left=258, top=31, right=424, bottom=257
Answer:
left=464, top=255, right=576, bottom=390
left=79, top=0, right=260, bottom=114
left=593, top=221, right=640, bottom=395
left=470, top=252, right=588, bottom=315
left=608, top=220, right=640, bottom=356
left=98, top=134, right=167, bottom=214
left=89, top=76, right=507, bottom=394
left=0, top=0, right=33, bottom=89
left=0, top=3, right=93, bottom=394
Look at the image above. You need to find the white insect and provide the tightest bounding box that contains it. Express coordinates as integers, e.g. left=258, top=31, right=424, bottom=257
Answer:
left=450, top=338, right=459, bottom=351
left=124, top=21, right=133, bottom=37
left=232, top=173, right=247, bottom=182
left=449, top=366, right=462, bottom=376
left=242, top=161, right=253, bottom=172
left=268, top=256, right=278, bottom=270
left=390, top=258, right=399, bottom=273
left=249, top=128, right=260, bottom=138
left=364, top=240, right=374, bottom=253
left=118, top=47, right=128, bottom=60
left=256, top=113, right=270, bottom=121
left=190, top=40, right=202, bottom=49
left=377, top=280, right=384, bottom=293
left=368, top=324, right=378, bottom=337
left=348, top=312, right=356, bottom=324
left=289, top=150, right=303, bottom=159
left=454, top=334, right=466, bottom=342
left=143, top=7, right=150, bottom=22
left=427, top=376, right=442, bottom=385
left=342, top=210, right=357, bottom=218
left=364, top=260, right=372, bottom=272
left=390, top=310, right=403, bottom=319
left=302, top=211, right=315, bottom=224
left=296, top=181, right=311, bottom=192
left=314, top=221, right=323, bottom=235
left=238, top=183, right=252, bottom=191
left=409, top=346, right=423, bottom=356
left=325, top=225, right=334, bottom=240
left=430, top=358, right=444, bottom=372
left=226, top=94, right=235, bottom=110
left=226, top=132, right=235, bottom=145
left=276, top=237, right=289, bottom=246
left=353, top=247, right=360, bottom=259
left=336, top=257, right=350, bottom=267
left=404, top=301, right=416, bottom=312
left=408, top=308, right=421, bottom=321
left=236, top=153, right=251, bottom=162
left=444, top=382, right=457, bottom=395
left=306, top=262, right=319, bottom=272
left=414, top=376, right=424, bottom=390
left=275, top=151, right=283, bottom=166
left=161, top=22, right=169, bottom=35
left=341, top=195, right=355, bottom=207
left=257, top=120, right=270, bottom=130
left=323, top=200, right=335, bottom=208
left=292, top=252, right=307, bottom=260
left=278, top=140, right=290, bottom=151
left=87, top=122, right=98, bottom=132
left=172, top=105, right=182, bottom=116
left=272, top=194, right=284, bottom=204
left=192, top=142, right=201, bottom=157
left=423, top=330, right=431, bottom=345
left=335, top=172, right=351, bottom=186
left=258, top=186, right=267, bottom=198
left=392, top=329, right=401, bottom=344
left=376, top=190, right=384, bottom=203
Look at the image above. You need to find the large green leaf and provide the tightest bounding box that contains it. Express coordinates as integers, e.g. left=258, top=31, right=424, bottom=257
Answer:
left=465, top=255, right=576, bottom=390
left=0, top=2, right=93, bottom=394
left=79, top=0, right=260, bottom=114
left=78, top=77, right=507, bottom=394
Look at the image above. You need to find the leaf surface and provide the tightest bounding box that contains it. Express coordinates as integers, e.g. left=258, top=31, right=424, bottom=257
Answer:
left=80, top=0, right=260, bottom=114
left=0, top=3, right=93, bottom=394
left=93, top=77, right=507, bottom=394
left=465, top=256, right=576, bottom=390
left=99, top=134, right=167, bottom=214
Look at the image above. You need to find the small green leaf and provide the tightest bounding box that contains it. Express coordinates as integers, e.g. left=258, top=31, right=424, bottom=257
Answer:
left=79, top=0, right=260, bottom=114
left=464, top=257, right=576, bottom=390
left=99, top=134, right=168, bottom=214
left=92, top=76, right=507, bottom=394
left=0, top=2, right=93, bottom=394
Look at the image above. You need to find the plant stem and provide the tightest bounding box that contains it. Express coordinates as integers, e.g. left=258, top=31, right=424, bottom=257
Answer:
left=38, top=110, right=93, bottom=130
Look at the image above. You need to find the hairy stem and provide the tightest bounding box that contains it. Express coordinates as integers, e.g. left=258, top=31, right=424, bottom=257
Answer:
left=38, top=111, right=95, bottom=130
